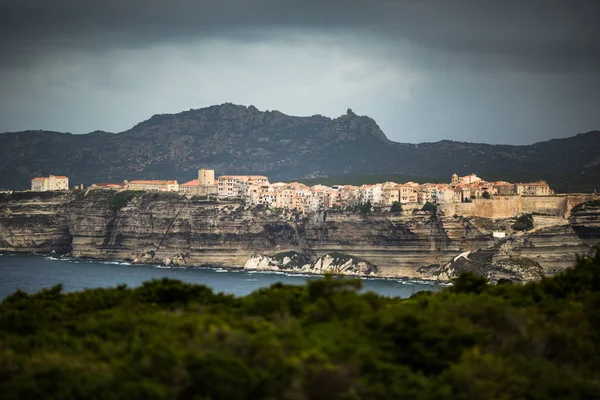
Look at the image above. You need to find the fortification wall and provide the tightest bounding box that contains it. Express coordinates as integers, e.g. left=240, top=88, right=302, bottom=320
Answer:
left=438, top=196, right=521, bottom=219
left=438, top=194, right=599, bottom=219
left=521, top=196, right=568, bottom=217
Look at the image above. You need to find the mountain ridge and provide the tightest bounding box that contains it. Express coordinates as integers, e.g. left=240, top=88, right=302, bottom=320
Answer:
left=1, top=103, right=599, bottom=192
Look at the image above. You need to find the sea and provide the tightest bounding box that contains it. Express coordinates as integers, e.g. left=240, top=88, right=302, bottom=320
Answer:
left=0, top=254, right=444, bottom=300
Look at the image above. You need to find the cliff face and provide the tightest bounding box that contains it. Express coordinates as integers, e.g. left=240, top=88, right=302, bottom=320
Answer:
left=0, top=192, right=71, bottom=253
left=1, top=191, right=599, bottom=281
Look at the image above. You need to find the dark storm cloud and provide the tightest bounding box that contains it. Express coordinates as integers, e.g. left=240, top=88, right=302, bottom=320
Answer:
left=1, top=0, right=599, bottom=144
left=1, top=0, right=599, bottom=71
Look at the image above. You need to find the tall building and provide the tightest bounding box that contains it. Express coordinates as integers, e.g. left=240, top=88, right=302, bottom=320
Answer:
left=198, top=169, right=215, bottom=186
left=451, top=173, right=459, bottom=185
left=178, top=169, right=218, bottom=196
left=31, top=175, right=69, bottom=191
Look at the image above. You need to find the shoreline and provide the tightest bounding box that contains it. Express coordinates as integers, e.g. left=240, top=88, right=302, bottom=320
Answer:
left=1, top=251, right=451, bottom=286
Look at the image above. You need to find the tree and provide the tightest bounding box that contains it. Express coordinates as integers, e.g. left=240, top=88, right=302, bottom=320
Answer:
left=482, top=191, right=491, bottom=199
left=358, top=201, right=372, bottom=215
left=421, top=202, right=437, bottom=213
left=390, top=201, right=403, bottom=213
left=512, top=214, right=534, bottom=231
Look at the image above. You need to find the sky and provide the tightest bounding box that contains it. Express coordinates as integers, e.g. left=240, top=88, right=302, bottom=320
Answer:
left=0, top=0, right=599, bottom=145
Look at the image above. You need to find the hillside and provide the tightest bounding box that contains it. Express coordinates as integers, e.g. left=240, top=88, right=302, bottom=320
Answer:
left=1, top=103, right=599, bottom=191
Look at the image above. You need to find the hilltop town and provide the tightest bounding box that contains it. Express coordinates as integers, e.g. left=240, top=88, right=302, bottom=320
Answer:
left=28, top=170, right=555, bottom=215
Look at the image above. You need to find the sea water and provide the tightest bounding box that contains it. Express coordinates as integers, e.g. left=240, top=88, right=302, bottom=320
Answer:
left=0, top=254, right=444, bottom=299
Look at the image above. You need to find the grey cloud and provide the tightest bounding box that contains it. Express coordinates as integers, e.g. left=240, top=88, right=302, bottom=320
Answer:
left=1, top=0, right=599, bottom=71
left=1, top=0, right=599, bottom=145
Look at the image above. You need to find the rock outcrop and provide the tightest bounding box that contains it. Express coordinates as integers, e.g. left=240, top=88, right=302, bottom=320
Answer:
left=1, top=191, right=599, bottom=282
left=244, top=252, right=378, bottom=276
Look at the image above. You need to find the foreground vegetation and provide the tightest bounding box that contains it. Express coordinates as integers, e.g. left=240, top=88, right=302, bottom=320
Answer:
left=2, top=252, right=600, bottom=399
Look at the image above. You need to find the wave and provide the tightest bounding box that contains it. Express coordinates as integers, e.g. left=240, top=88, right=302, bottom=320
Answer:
left=246, top=270, right=290, bottom=275
left=32, top=255, right=447, bottom=286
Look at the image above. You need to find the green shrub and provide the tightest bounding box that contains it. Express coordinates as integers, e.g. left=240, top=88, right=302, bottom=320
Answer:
left=109, top=190, right=145, bottom=211
left=513, top=214, right=534, bottom=231
left=422, top=202, right=437, bottom=213
left=390, top=201, right=403, bottom=213
left=358, top=201, right=372, bottom=215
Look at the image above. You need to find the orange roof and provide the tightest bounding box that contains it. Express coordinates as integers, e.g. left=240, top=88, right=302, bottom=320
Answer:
left=32, top=176, right=68, bottom=180
left=181, top=179, right=199, bottom=187
left=129, top=180, right=177, bottom=185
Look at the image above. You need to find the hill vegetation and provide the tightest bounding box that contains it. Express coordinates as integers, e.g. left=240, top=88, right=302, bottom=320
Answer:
left=2, top=251, right=600, bottom=399
left=1, top=103, right=599, bottom=192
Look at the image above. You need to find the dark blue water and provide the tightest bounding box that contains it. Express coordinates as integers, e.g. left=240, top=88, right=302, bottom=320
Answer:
left=0, top=254, right=444, bottom=299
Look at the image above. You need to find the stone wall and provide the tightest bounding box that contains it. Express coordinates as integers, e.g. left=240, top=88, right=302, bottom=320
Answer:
left=439, top=194, right=599, bottom=219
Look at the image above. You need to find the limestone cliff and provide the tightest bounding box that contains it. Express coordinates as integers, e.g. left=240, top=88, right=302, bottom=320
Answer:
left=1, top=191, right=599, bottom=282
left=0, top=192, right=71, bottom=253
left=244, top=252, right=378, bottom=276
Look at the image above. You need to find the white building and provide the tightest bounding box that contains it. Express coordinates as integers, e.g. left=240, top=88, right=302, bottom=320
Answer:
left=217, top=175, right=269, bottom=198
left=31, top=175, right=69, bottom=191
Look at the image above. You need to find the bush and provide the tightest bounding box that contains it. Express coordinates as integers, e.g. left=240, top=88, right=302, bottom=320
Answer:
left=421, top=202, right=437, bottom=213
left=358, top=201, right=372, bottom=215
left=110, top=190, right=145, bottom=211
left=390, top=201, right=403, bottom=213
left=482, top=191, right=491, bottom=199
left=512, top=214, right=534, bottom=231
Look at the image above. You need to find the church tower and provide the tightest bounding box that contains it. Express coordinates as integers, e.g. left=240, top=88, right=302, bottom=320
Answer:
left=451, top=173, right=459, bottom=185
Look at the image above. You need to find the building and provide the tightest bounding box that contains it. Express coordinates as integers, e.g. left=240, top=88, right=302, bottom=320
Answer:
left=31, top=175, right=69, bottom=191
left=398, top=184, right=418, bottom=204
left=515, top=181, right=553, bottom=196
left=197, top=169, right=218, bottom=195
left=198, top=169, right=215, bottom=186
left=418, top=184, right=438, bottom=205
left=452, top=173, right=481, bottom=186
left=435, top=185, right=457, bottom=204
left=179, top=179, right=200, bottom=194
left=217, top=175, right=269, bottom=198
left=494, top=181, right=516, bottom=195
left=382, top=182, right=401, bottom=205
left=125, top=180, right=179, bottom=192
left=358, top=184, right=383, bottom=205
left=177, top=169, right=218, bottom=196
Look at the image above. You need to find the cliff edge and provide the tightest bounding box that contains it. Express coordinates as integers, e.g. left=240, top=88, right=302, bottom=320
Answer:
left=1, top=191, right=599, bottom=282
